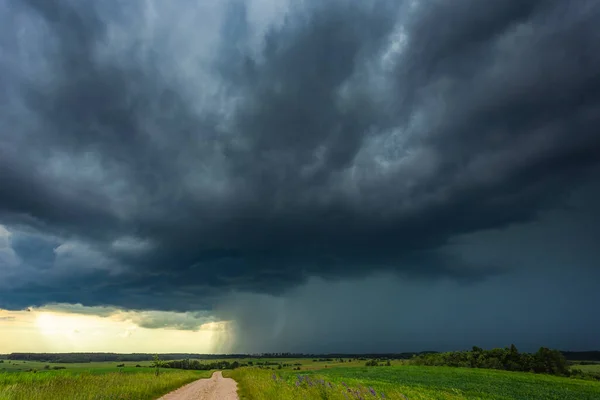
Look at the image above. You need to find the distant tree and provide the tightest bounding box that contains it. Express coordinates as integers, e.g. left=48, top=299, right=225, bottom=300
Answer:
left=152, top=354, right=162, bottom=376
left=532, top=347, right=569, bottom=376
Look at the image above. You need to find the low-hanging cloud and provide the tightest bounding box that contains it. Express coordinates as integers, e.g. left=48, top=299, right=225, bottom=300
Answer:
left=0, top=0, right=599, bottom=319
left=35, top=303, right=218, bottom=331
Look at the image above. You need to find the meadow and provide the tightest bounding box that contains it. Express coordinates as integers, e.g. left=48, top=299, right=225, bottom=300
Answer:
left=576, top=363, right=600, bottom=373
left=0, top=357, right=366, bottom=373
left=0, top=359, right=155, bottom=373
left=0, top=362, right=212, bottom=400
left=226, top=364, right=600, bottom=400
left=571, top=362, right=600, bottom=380
left=2, top=356, right=600, bottom=399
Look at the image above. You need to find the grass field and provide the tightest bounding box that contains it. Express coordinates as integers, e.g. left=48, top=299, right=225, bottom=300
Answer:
left=0, top=360, right=155, bottom=373
left=571, top=362, right=600, bottom=380
left=572, top=363, right=600, bottom=373
left=3, top=357, right=600, bottom=399
left=226, top=365, right=600, bottom=400
left=0, top=366, right=212, bottom=400
left=0, top=357, right=370, bottom=373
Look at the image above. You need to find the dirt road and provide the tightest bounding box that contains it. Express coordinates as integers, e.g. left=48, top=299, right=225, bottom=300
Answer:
left=157, top=371, right=238, bottom=400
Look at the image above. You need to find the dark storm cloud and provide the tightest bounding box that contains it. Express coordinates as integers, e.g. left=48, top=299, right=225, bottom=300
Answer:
left=218, top=268, right=600, bottom=353
left=218, top=187, right=600, bottom=352
left=0, top=0, right=599, bottom=312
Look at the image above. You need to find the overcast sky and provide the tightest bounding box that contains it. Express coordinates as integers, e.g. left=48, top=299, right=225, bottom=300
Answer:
left=1, top=0, right=599, bottom=354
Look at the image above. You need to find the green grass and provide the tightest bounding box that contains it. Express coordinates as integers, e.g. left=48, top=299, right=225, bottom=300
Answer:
left=4, top=357, right=600, bottom=400
left=0, top=368, right=212, bottom=400
left=0, top=358, right=392, bottom=373
left=573, top=364, right=600, bottom=373
left=571, top=363, right=600, bottom=381
left=227, top=365, right=600, bottom=400
left=0, top=360, right=156, bottom=373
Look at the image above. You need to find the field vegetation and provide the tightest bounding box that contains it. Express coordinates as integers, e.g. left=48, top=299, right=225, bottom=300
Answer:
left=0, top=359, right=155, bottom=373
left=2, top=348, right=600, bottom=399
left=227, top=364, right=600, bottom=400
left=0, top=368, right=212, bottom=400
left=569, top=362, right=600, bottom=381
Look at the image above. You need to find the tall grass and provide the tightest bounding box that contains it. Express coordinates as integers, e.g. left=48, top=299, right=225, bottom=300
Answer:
left=0, top=369, right=211, bottom=400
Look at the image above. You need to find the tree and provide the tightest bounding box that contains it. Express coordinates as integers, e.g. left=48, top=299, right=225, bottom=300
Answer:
left=152, top=354, right=163, bottom=376
left=533, top=347, right=569, bottom=376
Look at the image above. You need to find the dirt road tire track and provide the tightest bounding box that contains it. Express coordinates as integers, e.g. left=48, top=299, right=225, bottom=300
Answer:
left=157, top=371, right=238, bottom=400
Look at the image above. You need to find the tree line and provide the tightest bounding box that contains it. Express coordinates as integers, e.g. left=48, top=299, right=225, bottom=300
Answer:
left=4, top=349, right=598, bottom=365
left=162, top=359, right=244, bottom=371
left=2, top=352, right=428, bottom=363
left=411, top=345, right=573, bottom=376
left=4, top=353, right=249, bottom=363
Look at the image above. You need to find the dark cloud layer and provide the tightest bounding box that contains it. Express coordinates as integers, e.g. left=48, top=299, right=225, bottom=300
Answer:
left=1, top=0, right=600, bottom=332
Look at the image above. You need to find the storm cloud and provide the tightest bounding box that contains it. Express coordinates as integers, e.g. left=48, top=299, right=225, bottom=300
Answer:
left=1, top=0, right=599, bottom=350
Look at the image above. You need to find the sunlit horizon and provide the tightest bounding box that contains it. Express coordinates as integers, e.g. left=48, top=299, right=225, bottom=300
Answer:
left=0, top=306, right=234, bottom=354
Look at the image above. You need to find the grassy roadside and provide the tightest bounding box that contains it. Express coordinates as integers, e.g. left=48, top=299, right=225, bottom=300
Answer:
left=0, top=369, right=212, bottom=400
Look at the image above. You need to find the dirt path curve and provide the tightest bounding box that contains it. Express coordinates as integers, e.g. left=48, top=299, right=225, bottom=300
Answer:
left=157, top=371, right=238, bottom=400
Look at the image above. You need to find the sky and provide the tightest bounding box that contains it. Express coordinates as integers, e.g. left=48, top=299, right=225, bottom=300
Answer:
left=0, top=0, right=599, bottom=354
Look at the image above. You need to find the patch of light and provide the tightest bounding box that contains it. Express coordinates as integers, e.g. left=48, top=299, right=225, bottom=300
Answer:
left=36, top=312, right=82, bottom=337
left=381, top=27, right=408, bottom=70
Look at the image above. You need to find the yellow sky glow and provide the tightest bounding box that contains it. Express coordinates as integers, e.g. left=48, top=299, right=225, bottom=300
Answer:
left=0, top=308, right=234, bottom=354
